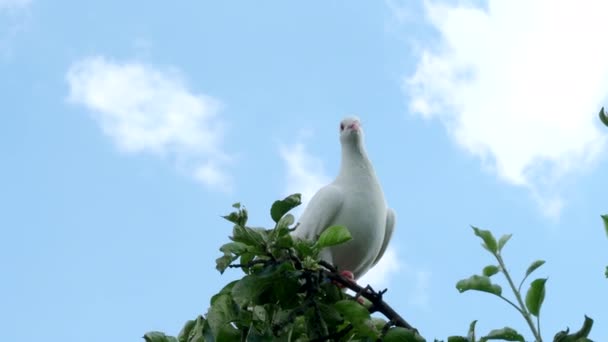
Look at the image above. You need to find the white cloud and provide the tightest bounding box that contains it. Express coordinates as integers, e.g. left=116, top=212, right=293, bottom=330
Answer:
left=358, top=248, right=430, bottom=310
left=66, top=56, right=231, bottom=191
left=406, top=0, right=608, bottom=216
left=385, top=0, right=411, bottom=23
left=279, top=141, right=331, bottom=208
left=359, top=247, right=401, bottom=290
left=194, top=161, right=232, bottom=193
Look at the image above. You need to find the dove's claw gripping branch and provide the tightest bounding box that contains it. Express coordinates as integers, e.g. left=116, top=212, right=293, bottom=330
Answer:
left=318, top=260, right=419, bottom=335
left=340, top=270, right=355, bottom=281
left=332, top=270, right=355, bottom=289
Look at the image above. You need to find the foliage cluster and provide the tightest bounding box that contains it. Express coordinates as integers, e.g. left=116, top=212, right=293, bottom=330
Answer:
left=144, top=194, right=604, bottom=341
left=145, top=194, right=423, bottom=341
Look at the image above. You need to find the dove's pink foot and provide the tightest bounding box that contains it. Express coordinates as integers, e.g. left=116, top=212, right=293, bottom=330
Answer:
left=333, top=271, right=365, bottom=304
left=340, top=270, right=355, bottom=282
left=333, top=270, right=355, bottom=289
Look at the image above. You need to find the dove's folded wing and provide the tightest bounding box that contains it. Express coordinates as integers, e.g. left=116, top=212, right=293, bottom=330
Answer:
left=293, top=184, right=344, bottom=240
left=372, top=208, right=395, bottom=267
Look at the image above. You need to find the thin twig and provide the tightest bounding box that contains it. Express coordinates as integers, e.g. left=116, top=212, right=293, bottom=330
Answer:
left=495, top=254, right=541, bottom=341
left=228, top=259, right=269, bottom=268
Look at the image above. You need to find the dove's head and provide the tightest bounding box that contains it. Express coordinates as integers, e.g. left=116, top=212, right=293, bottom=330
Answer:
left=339, top=116, right=364, bottom=147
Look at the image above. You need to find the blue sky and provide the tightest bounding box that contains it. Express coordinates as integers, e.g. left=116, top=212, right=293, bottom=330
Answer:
left=2, top=1, right=608, bottom=341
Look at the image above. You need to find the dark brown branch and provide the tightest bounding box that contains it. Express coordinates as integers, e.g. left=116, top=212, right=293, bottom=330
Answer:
left=228, top=259, right=270, bottom=269
left=318, top=260, right=420, bottom=335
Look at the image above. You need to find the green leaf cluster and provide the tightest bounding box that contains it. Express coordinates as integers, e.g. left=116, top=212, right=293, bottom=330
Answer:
left=144, top=193, right=607, bottom=342
left=452, top=227, right=594, bottom=342
left=146, top=194, right=423, bottom=342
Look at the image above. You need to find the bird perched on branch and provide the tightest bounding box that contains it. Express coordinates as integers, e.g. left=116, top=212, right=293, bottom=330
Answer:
left=293, top=117, right=395, bottom=281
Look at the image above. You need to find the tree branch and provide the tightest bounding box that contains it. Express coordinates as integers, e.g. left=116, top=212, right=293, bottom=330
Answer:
left=318, top=260, right=420, bottom=335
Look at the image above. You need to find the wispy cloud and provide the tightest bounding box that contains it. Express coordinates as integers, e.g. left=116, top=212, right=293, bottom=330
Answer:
left=404, top=1, right=608, bottom=217
left=358, top=248, right=430, bottom=311
left=409, top=269, right=431, bottom=311
left=0, top=0, right=30, bottom=10
left=359, top=247, right=401, bottom=290
left=66, top=56, right=232, bottom=191
left=279, top=141, right=331, bottom=208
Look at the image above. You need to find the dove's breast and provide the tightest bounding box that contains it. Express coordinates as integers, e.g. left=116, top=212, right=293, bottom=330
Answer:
left=328, top=175, right=387, bottom=279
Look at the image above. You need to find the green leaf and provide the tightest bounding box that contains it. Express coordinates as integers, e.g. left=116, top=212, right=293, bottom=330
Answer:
left=231, top=225, right=267, bottom=247
left=456, top=275, right=502, bottom=296
left=230, top=263, right=295, bottom=307
left=601, top=214, right=608, bottom=238
left=446, top=320, right=477, bottom=342
left=177, top=316, right=206, bottom=342
left=447, top=337, right=469, bottom=342
left=497, top=234, right=512, bottom=252
left=244, top=322, right=274, bottom=341
left=215, top=325, right=240, bottom=341
left=143, top=332, right=178, bottom=342
left=201, top=319, right=214, bottom=342
left=206, top=294, right=238, bottom=338
left=471, top=226, right=498, bottom=254
left=482, top=265, right=500, bottom=277
left=371, top=317, right=388, bottom=332
left=525, top=278, right=547, bottom=317
left=317, top=225, right=352, bottom=248
left=272, top=273, right=301, bottom=307
left=320, top=282, right=346, bottom=303
left=479, top=327, right=524, bottom=341
left=524, top=260, right=546, bottom=278
left=231, top=274, right=273, bottom=307
left=219, top=241, right=248, bottom=255
left=210, top=280, right=238, bottom=306
left=384, top=327, right=425, bottom=342
left=553, top=315, right=594, bottom=341
left=468, top=319, right=478, bottom=342
left=277, top=213, right=295, bottom=231
left=251, top=305, right=267, bottom=323
left=293, top=239, right=317, bottom=258
left=177, top=319, right=196, bottom=342
left=334, top=299, right=376, bottom=337
left=274, top=234, right=294, bottom=249
left=318, top=303, right=344, bottom=327
left=215, top=254, right=236, bottom=274
left=271, top=213, right=295, bottom=241
left=599, top=107, right=608, bottom=127
left=222, top=206, right=248, bottom=226
left=270, top=193, right=302, bottom=223
left=334, top=299, right=370, bottom=322
left=239, top=252, right=255, bottom=271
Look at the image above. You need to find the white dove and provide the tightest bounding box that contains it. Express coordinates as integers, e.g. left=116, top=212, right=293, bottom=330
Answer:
left=293, top=117, right=395, bottom=280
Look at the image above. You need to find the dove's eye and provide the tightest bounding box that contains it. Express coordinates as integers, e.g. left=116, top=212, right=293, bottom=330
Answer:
left=340, top=123, right=345, bottom=131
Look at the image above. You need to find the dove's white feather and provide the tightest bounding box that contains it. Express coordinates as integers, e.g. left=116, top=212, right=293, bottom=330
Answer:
left=373, top=208, right=395, bottom=268
left=293, top=117, right=395, bottom=279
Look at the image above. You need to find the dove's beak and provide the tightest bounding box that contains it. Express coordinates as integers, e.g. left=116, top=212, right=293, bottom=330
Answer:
left=348, top=122, right=360, bottom=131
